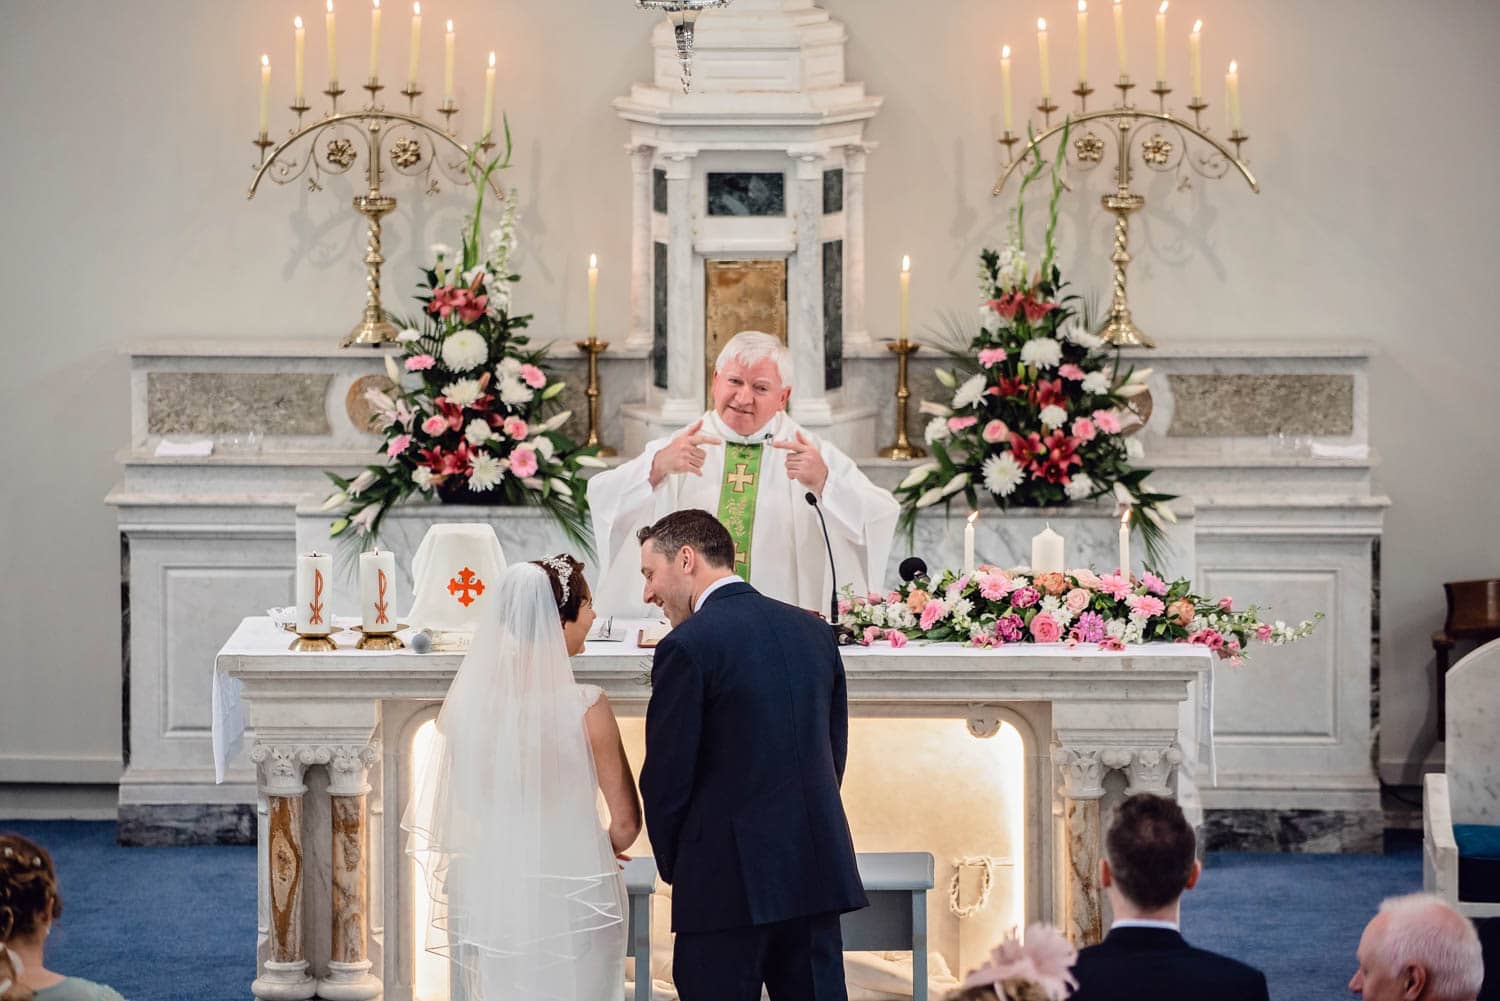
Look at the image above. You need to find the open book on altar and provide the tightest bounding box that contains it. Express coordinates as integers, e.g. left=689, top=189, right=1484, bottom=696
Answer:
left=637, top=622, right=671, bottom=648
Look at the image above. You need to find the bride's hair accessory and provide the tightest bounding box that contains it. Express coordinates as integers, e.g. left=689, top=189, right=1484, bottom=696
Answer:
left=539, top=555, right=574, bottom=605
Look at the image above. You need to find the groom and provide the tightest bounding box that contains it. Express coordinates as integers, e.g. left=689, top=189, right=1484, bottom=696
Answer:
left=637, top=509, right=867, bottom=1001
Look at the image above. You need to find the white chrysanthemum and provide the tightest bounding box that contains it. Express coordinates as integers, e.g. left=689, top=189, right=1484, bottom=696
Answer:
left=1065, top=473, right=1095, bottom=500
left=1064, top=324, right=1103, bottom=350
left=429, top=242, right=453, bottom=261
left=396, top=327, right=422, bottom=343
left=1039, top=404, right=1068, bottom=429
left=499, top=377, right=534, bottom=406
left=441, top=330, right=489, bottom=372
left=443, top=378, right=482, bottom=408
left=899, top=462, right=938, bottom=490
left=979, top=304, right=1002, bottom=333
left=951, top=597, right=974, bottom=622
left=1081, top=371, right=1111, bottom=394
left=982, top=452, right=1024, bottom=496
left=412, top=466, right=435, bottom=491
left=464, top=418, right=493, bottom=445
left=924, top=416, right=951, bottom=444
left=496, top=356, right=523, bottom=377
left=1123, top=621, right=1145, bottom=644
left=1105, top=618, right=1129, bottom=640
left=468, top=453, right=503, bottom=491
left=534, top=435, right=556, bottom=461
left=1019, top=337, right=1062, bottom=369
left=952, top=373, right=987, bottom=411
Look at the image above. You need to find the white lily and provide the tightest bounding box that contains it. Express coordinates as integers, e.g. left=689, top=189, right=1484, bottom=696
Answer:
left=918, top=400, right=953, bottom=417
left=1154, top=501, right=1179, bottom=524
left=384, top=354, right=403, bottom=384
left=1143, top=506, right=1166, bottom=530
left=898, top=462, right=938, bottom=490
left=548, top=477, right=573, bottom=497
left=539, top=410, right=573, bottom=432
left=350, top=503, right=382, bottom=534
left=318, top=491, right=347, bottom=512
left=522, top=477, right=545, bottom=491
left=575, top=454, right=609, bottom=468
left=940, top=471, right=970, bottom=497
left=1127, top=367, right=1153, bottom=384
left=1113, top=481, right=1133, bottom=506
left=934, top=368, right=958, bottom=389
left=1117, top=381, right=1150, bottom=397
left=348, top=470, right=378, bottom=497
left=915, top=486, right=946, bottom=508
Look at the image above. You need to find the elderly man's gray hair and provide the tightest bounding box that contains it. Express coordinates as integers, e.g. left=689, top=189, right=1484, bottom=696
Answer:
left=715, top=330, right=792, bottom=387
left=1374, top=893, right=1484, bottom=1000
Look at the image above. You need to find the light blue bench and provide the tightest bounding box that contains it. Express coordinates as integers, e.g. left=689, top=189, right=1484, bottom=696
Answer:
left=625, top=851, right=935, bottom=1001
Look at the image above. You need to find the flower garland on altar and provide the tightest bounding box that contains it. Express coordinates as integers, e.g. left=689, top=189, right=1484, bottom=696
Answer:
left=896, top=122, right=1174, bottom=560
left=320, top=141, right=600, bottom=551
left=840, top=566, right=1321, bottom=662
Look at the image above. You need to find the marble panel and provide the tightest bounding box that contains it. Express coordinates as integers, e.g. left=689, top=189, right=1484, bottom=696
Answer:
left=1165, top=374, right=1354, bottom=437
left=652, top=168, right=667, bottom=213
left=117, top=802, right=256, bottom=846
left=824, top=239, right=844, bottom=391
left=706, top=171, right=786, bottom=216
left=148, top=372, right=332, bottom=436
left=653, top=241, right=668, bottom=390
left=1199, top=807, right=1383, bottom=854
left=823, top=167, right=844, bottom=214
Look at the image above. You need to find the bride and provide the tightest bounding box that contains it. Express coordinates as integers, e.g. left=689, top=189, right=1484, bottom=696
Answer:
left=403, top=556, right=643, bottom=1000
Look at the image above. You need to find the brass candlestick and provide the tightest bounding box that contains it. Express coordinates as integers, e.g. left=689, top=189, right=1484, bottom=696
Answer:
left=879, top=340, right=926, bottom=460
left=575, top=336, right=616, bottom=456
left=249, top=81, right=508, bottom=348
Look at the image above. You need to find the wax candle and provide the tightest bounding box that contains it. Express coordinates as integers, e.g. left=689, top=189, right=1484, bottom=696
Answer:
left=964, top=511, right=979, bottom=574
left=296, top=552, right=334, bottom=635
left=294, top=16, right=306, bottom=105
left=359, top=548, right=397, bottom=632
left=482, top=50, right=496, bottom=140
left=1155, top=1, right=1167, bottom=82
left=407, top=2, right=422, bottom=88
left=1036, top=18, right=1051, bottom=101
left=259, top=54, right=271, bottom=134
left=898, top=255, right=911, bottom=343
left=368, top=0, right=382, bottom=80
left=587, top=253, right=599, bottom=338
left=1032, top=524, right=1065, bottom=574
left=1118, top=509, right=1132, bottom=575
left=1189, top=19, right=1202, bottom=100
left=1226, top=59, right=1241, bottom=131
left=1000, top=45, right=1014, bottom=132
left=326, top=0, right=338, bottom=90
left=1113, top=0, right=1127, bottom=77
left=1076, top=1, right=1088, bottom=87
left=444, top=19, right=455, bottom=103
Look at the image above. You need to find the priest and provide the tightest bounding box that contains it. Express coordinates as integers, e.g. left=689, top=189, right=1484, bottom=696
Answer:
left=589, top=330, right=899, bottom=617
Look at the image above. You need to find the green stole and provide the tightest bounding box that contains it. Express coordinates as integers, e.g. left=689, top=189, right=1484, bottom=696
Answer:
left=716, top=441, right=765, bottom=580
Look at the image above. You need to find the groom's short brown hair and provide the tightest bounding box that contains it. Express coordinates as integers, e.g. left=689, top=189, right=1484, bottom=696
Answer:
left=637, top=509, right=735, bottom=569
left=1105, top=793, right=1197, bottom=910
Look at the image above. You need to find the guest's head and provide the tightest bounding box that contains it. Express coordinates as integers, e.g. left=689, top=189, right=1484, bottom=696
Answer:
left=637, top=509, right=736, bottom=626
left=0, top=833, right=62, bottom=1001
left=711, top=331, right=792, bottom=437
left=531, top=555, right=594, bottom=656
left=1100, top=793, right=1201, bottom=921
left=1349, top=893, right=1483, bottom=1001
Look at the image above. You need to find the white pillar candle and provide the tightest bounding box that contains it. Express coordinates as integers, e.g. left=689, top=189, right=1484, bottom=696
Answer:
left=1036, top=18, right=1051, bottom=101
left=1118, top=509, right=1132, bottom=575
left=359, top=548, right=397, bottom=632
left=964, top=511, right=978, bottom=575
left=259, top=54, right=271, bottom=134
left=1032, top=524, right=1065, bottom=574
left=407, top=2, right=421, bottom=88
left=1226, top=59, right=1241, bottom=131
left=1113, top=0, right=1127, bottom=77
left=296, top=552, right=334, bottom=635
left=1000, top=44, right=1013, bottom=132
left=294, top=16, right=306, bottom=105
left=1076, top=1, right=1089, bottom=87
left=1154, top=1, right=1168, bottom=81
left=368, top=0, right=381, bottom=80
left=898, top=255, right=911, bottom=342
left=326, top=0, right=338, bottom=90
left=443, top=19, right=455, bottom=102
left=587, top=253, right=599, bottom=338
left=481, top=50, right=496, bottom=140
left=1189, top=19, right=1202, bottom=100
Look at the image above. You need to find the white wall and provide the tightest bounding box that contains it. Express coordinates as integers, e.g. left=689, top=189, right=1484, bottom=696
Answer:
left=3, top=0, right=1498, bottom=800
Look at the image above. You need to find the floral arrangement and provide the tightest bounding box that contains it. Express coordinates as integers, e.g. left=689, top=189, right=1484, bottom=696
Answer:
left=948, top=924, right=1077, bottom=1001
left=321, top=144, right=600, bottom=551
left=897, top=122, right=1175, bottom=559
left=840, top=565, right=1321, bottom=662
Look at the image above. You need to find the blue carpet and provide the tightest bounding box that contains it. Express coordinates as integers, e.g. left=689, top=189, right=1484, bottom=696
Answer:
left=0, top=821, right=1471, bottom=1001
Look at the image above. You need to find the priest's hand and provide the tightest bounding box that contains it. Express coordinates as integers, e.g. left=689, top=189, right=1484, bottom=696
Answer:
left=773, top=431, right=829, bottom=496
left=649, top=419, right=724, bottom=488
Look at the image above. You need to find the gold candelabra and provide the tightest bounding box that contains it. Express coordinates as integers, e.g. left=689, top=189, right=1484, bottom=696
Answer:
left=575, top=336, right=616, bottom=456
left=249, top=81, right=506, bottom=347
left=994, top=77, right=1258, bottom=348
left=878, top=339, right=926, bottom=460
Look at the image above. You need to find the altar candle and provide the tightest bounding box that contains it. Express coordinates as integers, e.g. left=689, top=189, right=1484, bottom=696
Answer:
left=1154, top=1, right=1167, bottom=82
left=482, top=50, right=496, bottom=140
left=326, top=0, right=338, bottom=90
left=407, top=2, right=422, bottom=88
left=296, top=552, right=334, bottom=636
left=898, top=255, right=911, bottom=343
left=1000, top=45, right=1013, bottom=133
left=1118, top=508, right=1132, bottom=575
left=587, top=253, right=599, bottom=338
left=1113, top=0, right=1127, bottom=77
left=443, top=19, right=455, bottom=102
left=1032, top=523, right=1065, bottom=574
left=1076, top=2, right=1088, bottom=87
left=964, top=510, right=979, bottom=574
left=1036, top=18, right=1051, bottom=101
left=294, top=16, right=306, bottom=105
left=359, top=548, right=397, bottom=632
left=1226, top=59, right=1241, bottom=131
left=259, top=55, right=271, bottom=134
left=368, top=0, right=382, bottom=80
left=1189, top=19, right=1202, bottom=100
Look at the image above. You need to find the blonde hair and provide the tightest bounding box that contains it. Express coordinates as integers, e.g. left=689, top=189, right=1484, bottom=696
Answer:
left=1373, top=893, right=1483, bottom=1001
left=714, top=331, right=792, bottom=387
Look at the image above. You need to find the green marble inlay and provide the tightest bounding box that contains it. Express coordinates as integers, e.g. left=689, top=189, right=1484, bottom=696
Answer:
left=147, top=372, right=332, bottom=435
left=1166, top=374, right=1354, bottom=437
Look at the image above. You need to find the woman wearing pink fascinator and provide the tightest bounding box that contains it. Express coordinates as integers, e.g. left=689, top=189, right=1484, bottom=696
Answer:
left=947, top=924, right=1078, bottom=1001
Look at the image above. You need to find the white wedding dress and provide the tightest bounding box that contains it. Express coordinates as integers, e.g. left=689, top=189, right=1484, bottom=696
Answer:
left=403, top=563, right=627, bottom=1001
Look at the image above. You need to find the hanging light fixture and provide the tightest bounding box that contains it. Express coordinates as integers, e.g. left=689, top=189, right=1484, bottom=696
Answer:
left=636, top=0, right=731, bottom=92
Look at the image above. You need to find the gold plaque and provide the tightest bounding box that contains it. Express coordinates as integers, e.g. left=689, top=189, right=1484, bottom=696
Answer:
left=346, top=373, right=399, bottom=432
left=705, top=259, right=787, bottom=401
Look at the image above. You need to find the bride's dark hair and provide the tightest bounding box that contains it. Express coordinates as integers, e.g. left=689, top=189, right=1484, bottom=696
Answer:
left=531, top=555, right=588, bottom=623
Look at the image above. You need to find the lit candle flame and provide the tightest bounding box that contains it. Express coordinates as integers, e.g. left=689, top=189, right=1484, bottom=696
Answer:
left=1228, top=58, right=1237, bottom=73
left=413, top=1, right=419, bottom=12
left=446, top=17, right=453, bottom=31
left=262, top=53, right=270, bottom=67
left=967, top=510, right=980, bottom=526
left=294, top=15, right=303, bottom=28
left=1078, top=1, right=1087, bottom=12
left=488, top=50, right=496, bottom=67
left=1037, top=17, right=1047, bottom=30
left=901, top=255, right=911, bottom=272
left=1121, top=508, right=1132, bottom=525
left=1192, top=17, right=1202, bottom=32
left=372, top=0, right=379, bottom=9
left=327, top=0, right=334, bottom=13
left=589, top=253, right=598, bottom=268
left=1158, top=1, right=1168, bottom=12
left=1002, top=43, right=1011, bottom=58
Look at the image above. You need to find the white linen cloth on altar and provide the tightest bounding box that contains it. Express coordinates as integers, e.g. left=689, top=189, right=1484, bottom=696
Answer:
left=586, top=410, right=900, bottom=618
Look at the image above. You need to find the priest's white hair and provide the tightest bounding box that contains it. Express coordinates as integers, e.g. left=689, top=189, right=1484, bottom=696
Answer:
left=1372, top=893, right=1483, bottom=1001
left=715, top=330, right=792, bottom=387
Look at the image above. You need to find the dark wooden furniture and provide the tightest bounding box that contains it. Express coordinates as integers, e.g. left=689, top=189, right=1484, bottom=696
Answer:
left=1432, top=579, right=1500, bottom=735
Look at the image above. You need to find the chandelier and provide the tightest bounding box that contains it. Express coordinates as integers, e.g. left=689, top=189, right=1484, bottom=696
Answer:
left=636, top=0, right=731, bottom=92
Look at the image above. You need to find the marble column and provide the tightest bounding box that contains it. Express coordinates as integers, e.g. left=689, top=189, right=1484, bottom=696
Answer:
left=319, top=743, right=383, bottom=1001
left=627, top=144, right=656, bottom=351
left=662, top=151, right=701, bottom=425
left=789, top=152, right=831, bottom=425
left=249, top=744, right=329, bottom=1001
left=841, top=145, right=869, bottom=345
left=1053, top=743, right=1131, bottom=946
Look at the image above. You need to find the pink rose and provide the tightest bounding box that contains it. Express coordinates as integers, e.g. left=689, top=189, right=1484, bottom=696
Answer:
left=502, top=416, right=529, bottom=440
left=1218, top=596, right=1235, bottom=611
left=1099, top=635, right=1126, bottom=651
left=978, top=573, right=1011, bottom=601
left=979, top=347, right=1009, bottom=368
left=1065, top=588, right=1091, bottom=613
left=519, top=364, right=547, bottom=389
left=1092, top=409, right=1122, bottom=434
left=1127, top=594, right=1165, bottom=618
left=386, top=434, right=412, bottom=457
left=1058, top=363, right=1086, bottom=381
left=862, top=626, right=882, bottom=646
left=982, top=419, right=1009, bottom=444
left=1190, top=629, right=1226, bottom=651
left=886, top=629, right=908, bottom=649
left=1098, top=572, right=1134, bottom=600
left=510, top=444, right=539, bottom=478
left=421, top=415, right=449, bottom=436
left=946, top=575, right=972, bottom=600
left=1070, top=417, right=1096, bottom=442
left=948, top=415, right=979, bottom=432
left=919, top=599, right=947, bottom=631
left=1029, top=612, right=1062, bottom=643
left=837, top=598, right=853, bottom=615
left=1227, top=636, right=1242, bottom=653
left=1141, top=571, right=1168, bottom=596
left=886, top=591, right=903, bottom=605
left=405, top=354, right=436, bottom=371
left=1256, top=623, right=1273, bottom=642
left=1071, top=568, right=1102, bottom=589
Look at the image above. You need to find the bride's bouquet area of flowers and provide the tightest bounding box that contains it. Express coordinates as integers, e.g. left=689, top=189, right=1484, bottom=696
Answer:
left=840, top=566, right=1321, bottom=663
left=322, top=150, right=598, bottom=549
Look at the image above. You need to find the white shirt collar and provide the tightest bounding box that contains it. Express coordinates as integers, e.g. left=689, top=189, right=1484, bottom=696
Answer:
left=1110, top=918, right=1180, bottom=932
left=693, top=575, right=744, bottom=612
left=707, top=410, right=781, bottom=446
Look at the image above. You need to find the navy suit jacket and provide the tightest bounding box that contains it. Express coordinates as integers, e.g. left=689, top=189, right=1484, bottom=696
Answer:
left=639, top=580, right=868, bottom=934
left=1070, top=926, right=1270, bottom=1001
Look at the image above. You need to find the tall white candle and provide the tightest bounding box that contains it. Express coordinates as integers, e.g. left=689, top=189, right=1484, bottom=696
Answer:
left=1031, top=524, right=1065, bottom=574
left=1113, top=0, right=1127, bottom=77
left=481, top=50, right=496, bottom=140
left=964, top=511, right=978, bottom=575
left=1154, top=1, right=1168, bottom=82
left=296, top=552, right=334, bottom=635
left=1118, top=509, right=1132, bottom=575
left=359, top=548, right=398, bottom=632
left=1076, top=1, right=1089, bottom=86
left=443, top=19, right=455, bottom=102
left=294, top=16, right=306, bottom=105
left=1036, top=18, right=1051, bottom=101
left=407, top=2, right=422, bottom=88
left=1189, top=19, right=1202, bottom=100
left=898, top=255, right=911, bottom=343
left=326, top=0, right=338, bottom=90
left=587, top=253, right=599, bottom=338
left=1000, top=44, right=1013, bottom=132
left=368, top=0, right=382, bottom=80
left=259, top=55, right=271, bottom=134
left=1226, top=59, right=1241, bottom=131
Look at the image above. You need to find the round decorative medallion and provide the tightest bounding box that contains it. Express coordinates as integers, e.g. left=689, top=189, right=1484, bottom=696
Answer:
left=1122, top=387, right=1154, bottom=433
left=346, top=374, right=397, bottom=433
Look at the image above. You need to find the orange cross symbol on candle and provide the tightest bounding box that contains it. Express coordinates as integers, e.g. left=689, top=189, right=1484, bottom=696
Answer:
left=375, top=568, right=391, bottom=625
left=447, top=567, right=485, bottom=607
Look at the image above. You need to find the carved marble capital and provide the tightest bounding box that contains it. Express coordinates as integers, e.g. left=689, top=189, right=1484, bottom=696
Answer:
left=841, top=144, right=869, bottom=174
left=790, top=151, right=824, bottom=181
left=325, top=742, right=381, bottom=797
left=661, top=151, right=697, bottom=180
left=966, top=706, right=1005, bottom=739
left=628, top=143, right=657, bottom=171
left=1123, top=744, right=1185, bottom=796
left=250, top=744, right=332, bottom=796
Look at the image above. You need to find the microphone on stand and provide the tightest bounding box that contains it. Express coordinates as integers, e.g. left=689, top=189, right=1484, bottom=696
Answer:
left=898, top=556, right=929, bottom=586
left=805, top=492, right=856, bottom=644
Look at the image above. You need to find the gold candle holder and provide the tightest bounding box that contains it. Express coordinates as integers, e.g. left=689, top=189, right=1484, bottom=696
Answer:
left=878, top=340, right=926, bottom=460
left=1072, top=83, right=1095, bottom=113
left=354, top=628, right=405, bottom=651
left=1036, top=97, right=1059, bottom=128
left=1186, top=96, right=1208, bottom=129
left=1150, top=80, right=1172, bottom=111
left=1114, top=75, right=1135, bottom=108
left=289, top=632, right=337, bottom=653
left=575, top=337, right=616, bottom=457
